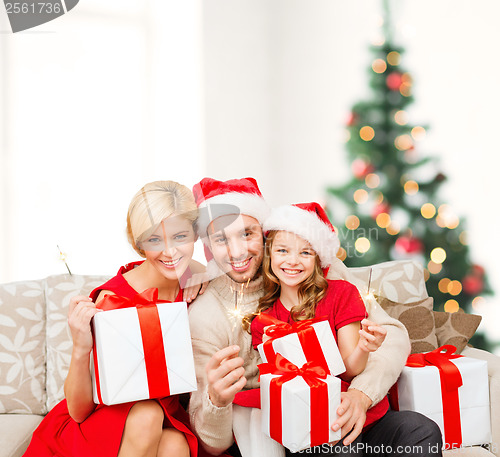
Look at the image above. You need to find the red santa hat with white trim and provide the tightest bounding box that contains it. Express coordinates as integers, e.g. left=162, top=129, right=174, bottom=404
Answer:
left=263, top=202, right=340, bottom=268
left=192, top=177, right=270, bottom=239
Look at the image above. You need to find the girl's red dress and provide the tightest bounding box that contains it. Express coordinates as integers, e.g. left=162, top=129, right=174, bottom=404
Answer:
left=23, top=261, right=201, bottom=457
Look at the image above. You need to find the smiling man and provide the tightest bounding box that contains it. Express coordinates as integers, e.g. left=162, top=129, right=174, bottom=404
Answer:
left=187, top=177, right=442, bottom=457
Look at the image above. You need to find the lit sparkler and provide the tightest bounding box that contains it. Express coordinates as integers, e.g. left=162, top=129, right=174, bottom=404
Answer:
left=57, top=245, right=72, bottom=275
left=228, top=278, right=251, bottom=328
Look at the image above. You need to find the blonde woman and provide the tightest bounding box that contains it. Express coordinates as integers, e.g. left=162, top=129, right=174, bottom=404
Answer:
left=24, top=181, right=208, bottom=457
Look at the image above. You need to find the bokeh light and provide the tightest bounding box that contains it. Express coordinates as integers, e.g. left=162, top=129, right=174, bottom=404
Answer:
left=404, top=180, right=419, bottom=195
left=337, top=247, right=347, bottom=261
left=360, top=126, right=375, bottom=141
left=421, top=203, right=436, bottom=219
left=355, top=237, right=371, bottom=253
left=427, top=260, right=443, bottom=274
left=353, top=189, right=369, bottom=204
left=438, top=278, right=451, bottom=293
left=386, top=51, right=401, bottom=66
left=411, top=126, right=426, bottom=140
left=444, top=299, right=460, bottom=313
left=430, top=247, right=447, bottom=264
left=345, top=215, right=360, bottom=230
left=372, top=59, right=387, bottom=73
left=394, top=134, right=413, bottom=151
left=365, top=173, right=380, bottom=188
left=394, top=110, right=408, bottom=125
left=448, top=280, right=463, bottom=296
left=472, top=296, right=485, bottom=310
left=376, top=212, right=391, bottom=228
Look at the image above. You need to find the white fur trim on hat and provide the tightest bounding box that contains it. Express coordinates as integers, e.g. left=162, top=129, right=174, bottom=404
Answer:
left=263, top=205, right=340, bottom=268
left=197, top=192, right=270, bottom=238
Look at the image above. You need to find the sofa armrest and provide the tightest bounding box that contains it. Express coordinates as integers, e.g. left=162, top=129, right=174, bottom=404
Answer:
left=461, top=347, right=500, bottom=457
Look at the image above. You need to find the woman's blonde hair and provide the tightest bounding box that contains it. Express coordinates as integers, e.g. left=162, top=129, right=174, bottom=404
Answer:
left=242, top=230, right=328, bottom=331
left=126, top=180, right=198, bottom=257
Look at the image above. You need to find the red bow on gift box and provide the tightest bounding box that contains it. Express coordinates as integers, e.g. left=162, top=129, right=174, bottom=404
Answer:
left=259, top=354, right=331, bottom=448
left=255, top=314, right=331, bottom=374
left=93, top=288, right=171, bottom=403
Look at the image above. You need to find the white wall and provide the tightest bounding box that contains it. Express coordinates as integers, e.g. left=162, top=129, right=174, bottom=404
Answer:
left=0, top=0, right=205, bottom=281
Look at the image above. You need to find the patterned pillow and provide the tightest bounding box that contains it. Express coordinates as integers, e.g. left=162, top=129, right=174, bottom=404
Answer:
left=433, top=310, right=482, bottom=354
left=0, top=280, right=46, bottom=414
left=45, top=274, right=110, bottom=410
left=348, top=260, right=428, bottom=304
left=376, top=296, right=438, bottom=354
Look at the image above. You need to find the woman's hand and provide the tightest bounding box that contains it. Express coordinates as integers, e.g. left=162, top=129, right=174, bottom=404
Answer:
left=183, top=272, right=209, bottom=303
left=67, top=295, right=101, bottom=356
left=358, top=319, right=387, bottom=353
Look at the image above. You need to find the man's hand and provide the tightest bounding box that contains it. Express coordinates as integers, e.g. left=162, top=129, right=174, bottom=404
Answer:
left=206, top=345, right=246, bottom=407
left=331, top=389, right=372, bottom=445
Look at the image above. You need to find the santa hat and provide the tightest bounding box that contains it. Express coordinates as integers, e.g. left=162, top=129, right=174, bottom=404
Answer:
left=193, top=177, right=270, bottom=238
left=263, top=202, right=340, bottom=268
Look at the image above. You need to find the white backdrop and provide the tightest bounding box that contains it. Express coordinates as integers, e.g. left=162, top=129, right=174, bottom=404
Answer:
left=1, top=0, right=499, bottom=346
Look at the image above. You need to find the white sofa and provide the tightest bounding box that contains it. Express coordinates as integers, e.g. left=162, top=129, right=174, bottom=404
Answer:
left=0, top=261, right=498, bottom=457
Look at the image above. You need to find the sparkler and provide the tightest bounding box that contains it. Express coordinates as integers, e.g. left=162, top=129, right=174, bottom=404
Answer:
left=228, top=278, right=251, bottom=328
left=57, top=245, right=72, bottom=275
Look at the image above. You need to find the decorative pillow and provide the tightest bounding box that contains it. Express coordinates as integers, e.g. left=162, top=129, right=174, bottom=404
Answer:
left=45, top=274, right=110, bottom=410
left=349, top=260, right=428, bottom=304
left=0, top=280, right=46, bottom=414
left=376, top=296, right=438, bottom=354
left=433, top=310, right=482, bottom=354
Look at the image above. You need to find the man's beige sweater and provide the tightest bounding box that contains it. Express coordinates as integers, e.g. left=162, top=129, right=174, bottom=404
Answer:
left=188, top=273, right=410, bottom=453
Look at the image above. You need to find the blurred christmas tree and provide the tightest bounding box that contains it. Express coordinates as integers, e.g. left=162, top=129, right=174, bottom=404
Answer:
left=327, top=2, right=493, bottom=350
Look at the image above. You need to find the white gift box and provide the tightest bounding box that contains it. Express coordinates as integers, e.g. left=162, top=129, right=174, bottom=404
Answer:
left=395, top=356, right=491, bottom=448
left=258, top=321, right=345, bottom=377
left=92, top=301, right=197, bottom=405
left=260, top=372, right=341, bottom=453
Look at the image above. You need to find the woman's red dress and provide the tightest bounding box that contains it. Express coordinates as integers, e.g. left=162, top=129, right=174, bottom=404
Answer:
left=23, top=261, right=200, bottom=457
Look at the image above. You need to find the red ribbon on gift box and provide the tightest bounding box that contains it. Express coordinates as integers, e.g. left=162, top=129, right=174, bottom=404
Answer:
left=259, top=354, right=330, bottom=448
left=256, top=314, right=331, bottom=375
left=389, top=345, right=463, bottom=449
left=92, top=288, right=170, bottom=403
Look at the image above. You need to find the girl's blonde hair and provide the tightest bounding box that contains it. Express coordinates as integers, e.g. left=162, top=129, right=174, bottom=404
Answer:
left=126, top=180, right=198, bottom=257
left=242, top=230, right=328, bottom=331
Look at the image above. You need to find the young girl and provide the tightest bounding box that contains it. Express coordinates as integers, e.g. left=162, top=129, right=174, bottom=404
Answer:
left=249, top=202, right=389, bottom=454
left=24, top=180, right=208, bottom=457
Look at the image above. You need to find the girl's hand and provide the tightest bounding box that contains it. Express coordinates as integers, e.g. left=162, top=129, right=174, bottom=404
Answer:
left=262, top=325, right=272, bottom=343
left=183, top=272, right=209, bottom=303
left=67, top=295, right=101, bottom=356
left=358, top=319, right=386, bottom=353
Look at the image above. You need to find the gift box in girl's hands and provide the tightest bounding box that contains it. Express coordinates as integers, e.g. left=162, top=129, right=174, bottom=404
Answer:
left=256, top=315, right=346, bottom=377
left=260, top=354, right=341, bottom=453
left=91, top=290, right=197, bottom=405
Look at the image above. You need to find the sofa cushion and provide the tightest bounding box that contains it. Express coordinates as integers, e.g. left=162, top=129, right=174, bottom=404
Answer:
left=45, top=274, right=110, bottom=410
left=433, top=310, right=482, bottom=354
left=348, top=260, right=428, bottom=304
left=0, top=414, right=44, bottom=457
left=0, top=280, right=46, bottom=414
left=377, top=296, right=439, bottom=354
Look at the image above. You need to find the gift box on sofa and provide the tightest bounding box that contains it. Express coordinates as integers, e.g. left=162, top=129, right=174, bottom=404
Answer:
left=391, top=345, right=491, bottom=449
left=91, top=290, right=197, bottom=405
left=260, top=355, right=341, bottom=453
left=257, top=317, right=345, bottom=377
